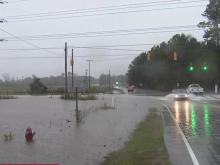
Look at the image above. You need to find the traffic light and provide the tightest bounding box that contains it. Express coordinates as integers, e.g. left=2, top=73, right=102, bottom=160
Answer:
left=70, top=57, right=73, bottom=66
left=188, top=65, right=194, bottom=72
left=146, top=51, right=151, bottom=61
left=173, top=51, right=177, bottom=61
left=202, top=65, right=208, bottom=71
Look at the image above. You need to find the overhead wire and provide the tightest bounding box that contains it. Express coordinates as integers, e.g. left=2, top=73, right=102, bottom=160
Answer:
left=0, top=27, right=62, bottom=55
left=3, top=3, right=207, bottom=22
left=3, top=25, right=201, bottom=41
left=5, top=0, right=189, bottom=17
left=8, top=0, right=32, bottom=3
left=5, top=0, right=206, bottom=20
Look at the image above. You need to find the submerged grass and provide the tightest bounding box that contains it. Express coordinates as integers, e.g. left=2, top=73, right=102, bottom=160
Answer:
left=101, top=109, right=170, bottom=165
left=0, top=95, right=16, bottom=100
left=61, top=93, right=97, bottom=100
left=3, top=132, right=15, bottom=141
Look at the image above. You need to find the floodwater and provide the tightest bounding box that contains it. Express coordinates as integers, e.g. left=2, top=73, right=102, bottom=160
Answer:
left=0, top=94, right=157, bottom=165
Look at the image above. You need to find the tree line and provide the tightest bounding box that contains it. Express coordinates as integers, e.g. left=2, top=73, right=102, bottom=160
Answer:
left=127, top=0, right=220, bottom=91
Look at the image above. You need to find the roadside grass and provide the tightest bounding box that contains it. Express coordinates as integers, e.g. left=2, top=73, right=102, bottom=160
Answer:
left=101, top=109, right=170, bottom=165
left=0, top=86, right=29, bottom=95
left=88, top=86, right=113, bottom=94
left=61, top=93, right=97, bottom=100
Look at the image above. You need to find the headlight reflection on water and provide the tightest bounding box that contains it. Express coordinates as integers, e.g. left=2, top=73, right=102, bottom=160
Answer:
left=174, top=101, right=180, bottom=123
left=174, top=101, right=211, bottom=138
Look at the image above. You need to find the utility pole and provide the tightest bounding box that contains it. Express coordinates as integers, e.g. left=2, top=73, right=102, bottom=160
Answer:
left=86, top=60, right=93, bottom=89
left=64, top=42, right=68, bottom=98
left=85, top=69, right=88, bottom=89
left=71, top=48, right=74, bottom=89
left=216, top=0, right=219, bottom=48
left=108, top=69, right=111, bottom=89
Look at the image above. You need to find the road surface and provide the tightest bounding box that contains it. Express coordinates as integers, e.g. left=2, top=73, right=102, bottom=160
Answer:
left=163, top=96, right=220, bottom=165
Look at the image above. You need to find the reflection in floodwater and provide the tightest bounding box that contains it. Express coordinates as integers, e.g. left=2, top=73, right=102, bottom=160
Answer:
left=190, top=104, right=197, bottom=137
left=173, top=101, right=212, bottom=138
left=175, top=101, right=180, bottom=123
left=204, top=104, right=211, bottom=137
left=174, top=101, right=189, bottom=125
left=185, top=101, right=190, bottom=127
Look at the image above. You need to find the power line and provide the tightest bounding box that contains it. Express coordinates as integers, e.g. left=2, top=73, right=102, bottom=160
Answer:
left=7, top=0, right=33, bottom=3
left=0, top=47, right=63, bottom=51
left=4, top=4, right=206, bottom=22
left=0, top=47, right=144, bottom=52
left=0, top=54, right=138, bottom=59
left=0, top=56, right=63, bottom=59
left=0, top=43, right=156, bottom=51
left=5, top=0, right=206, bottom=19
left=5, top=0, right=186, bottom=17
left=4, top=25, right=201, bottom=41
left=6, top=25, right=198, bottom=38
left=69, top=46, right=146, bottom=52
left=6, top=28, right=202, bottom=41
left=84, top=43, right=157, bottom=47
left=0, top=27, right=62, bottom=55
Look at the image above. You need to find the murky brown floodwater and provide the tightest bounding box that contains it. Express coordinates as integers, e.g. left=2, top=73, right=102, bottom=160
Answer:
left=0, top=94, right=157, bottom=165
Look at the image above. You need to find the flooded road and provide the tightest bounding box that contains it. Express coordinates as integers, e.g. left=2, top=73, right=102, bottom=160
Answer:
left=166, top=100, right=220, bottom=165
left=0, top=94, right=159, bottom=165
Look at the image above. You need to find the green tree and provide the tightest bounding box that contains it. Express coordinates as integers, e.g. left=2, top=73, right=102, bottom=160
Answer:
left=127, top=34, right=218, bottom=90
left=198, top=0, right=220, bottom=48
left=30, top=77, right=48, bottom=94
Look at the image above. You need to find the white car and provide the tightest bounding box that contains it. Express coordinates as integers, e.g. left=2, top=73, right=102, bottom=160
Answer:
left=172, top=89, right=189, bottom=101
left=186, top=84, right=204, bottom=95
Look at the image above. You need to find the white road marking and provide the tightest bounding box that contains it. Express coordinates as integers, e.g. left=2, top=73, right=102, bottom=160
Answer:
left=163, top=104, right=200, bottom=165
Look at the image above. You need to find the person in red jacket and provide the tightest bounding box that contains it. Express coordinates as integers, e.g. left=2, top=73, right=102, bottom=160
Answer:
left=25, top=127, right=35, bottom=141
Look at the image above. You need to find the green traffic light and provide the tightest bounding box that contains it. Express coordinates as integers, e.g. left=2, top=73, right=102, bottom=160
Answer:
left=203, top=65, right=208, bottom=71
left=189, top=66, right=194, bottom=72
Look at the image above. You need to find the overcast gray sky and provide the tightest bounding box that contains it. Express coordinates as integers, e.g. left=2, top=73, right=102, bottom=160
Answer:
left=0, top=0, right=208, bottom=79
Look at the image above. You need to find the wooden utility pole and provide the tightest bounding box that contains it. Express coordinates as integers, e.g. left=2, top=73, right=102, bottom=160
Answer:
left=71, top=48, right=74, bottom=88
left=86, top=60, right=93, bottom=89
left=64, top=42, right=68, bottom=98
left=85, top=69, right=88, bottom=89
left=75, top=87, right=80, bottom=123
left=108, top=69, right=111, bottom=89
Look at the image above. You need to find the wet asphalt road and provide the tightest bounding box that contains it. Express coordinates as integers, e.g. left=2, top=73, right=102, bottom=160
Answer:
left=165, top=99, right=220, bottom=165
left=0, top=94, right=160, bottom=165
